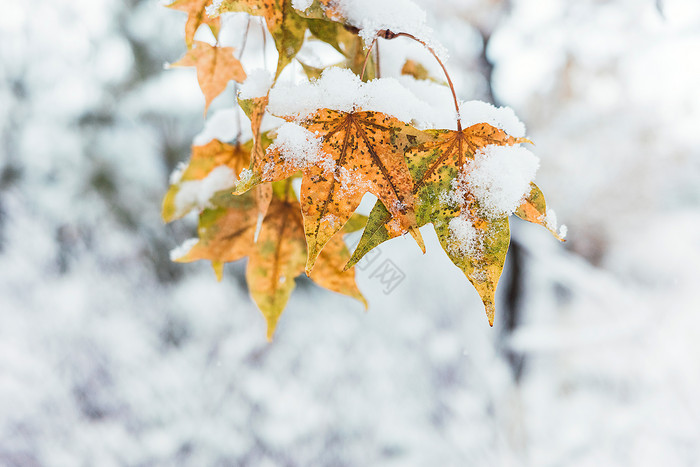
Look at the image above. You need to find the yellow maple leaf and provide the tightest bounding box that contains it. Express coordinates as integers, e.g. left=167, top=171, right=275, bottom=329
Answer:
left=349, top=123, right=546, bottom=326
left=162, top=139, right=250, bottom=222
left=175, top=182, right=366, bottom=339
left=211, top=0, right=306, bottom=79
left=172, top=41, right=246, bottom=114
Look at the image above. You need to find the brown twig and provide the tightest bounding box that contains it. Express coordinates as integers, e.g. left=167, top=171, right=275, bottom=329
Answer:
left=360, top=37, right=378, bottom=81
left=377, top=30, right=462, bottom=131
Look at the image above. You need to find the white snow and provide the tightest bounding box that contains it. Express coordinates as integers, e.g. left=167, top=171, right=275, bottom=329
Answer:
left=267, top=122, right=332, bottom=172
left=268, top=70, right=525, bottom=133
left=168, top=161, right=187, bottom=185
left=169, top=238, right=199, bottom=261
left=291, top=0, right=313, bottom=12
left=194, top=108, right=249, bottom=145
left=239, top=69, right=273, bottom=99
left=459, top=100, right=526, bottom=138
left=6, top=1, right=700, bottom=466
left=238, top=167, right=253, bottom=184
left=173, top=165, right=237, bottom=215
left=447, top=216, right=483, bottom=257
left=544, top=207, right=568, bottom=239
left=268, top=67, right=433, bottom=124
left=205, top=0, right=223, bottom=17
left=194, top=107, right=284, bottom=146
left=446, top=145, right=539, bottom=219
left=332, top=0, right=447, bottom=60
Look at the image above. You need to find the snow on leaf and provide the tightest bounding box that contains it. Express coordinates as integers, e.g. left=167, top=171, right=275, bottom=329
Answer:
left=348, top=122, right=534, bottom=325
left=167, top=0, right=221, bottom=48
left=515, top=183, right=567, bottom=241
left=171, top=41, right=246, bottom=115
left=251, top=109, right=427, bottom=273
left=450, top=145, right=540, bottom=220
left=162, top=139, right=250, bottom=222
left=267, top=67, right=430, bottom=124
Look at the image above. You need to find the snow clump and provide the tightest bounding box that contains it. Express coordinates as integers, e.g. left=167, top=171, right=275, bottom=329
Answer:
left=268, top=67, right=432, bottom=123
left=445, top=145, right=539, bottom=219
left=267, top=122, right=333, bottom=172
left=173, top=165, right=237, bottom=216
left=239, top=69, right=273, bottom=99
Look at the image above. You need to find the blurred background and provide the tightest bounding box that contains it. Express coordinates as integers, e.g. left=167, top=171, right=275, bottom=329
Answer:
left=1, top=0, right=699, bottom=465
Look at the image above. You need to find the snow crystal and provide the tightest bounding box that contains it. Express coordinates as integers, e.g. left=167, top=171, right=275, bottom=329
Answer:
left=173, top=165, right=237, bottom=215
left=449, top=145, right=539, bottom=219
left=291, top=0, right=313, bottom=12
left=205, top=0, right=223, bottom=17
left=238, top=168, right=253, bottom=184
left=544, top=208, right=568, bottom=239
left=267, top=122, right=332, bottom=172
left=239, top=69, right=273, bottom=99
left=459, top=100, right=526, bottom=138
left=169, top=161, right=187, bottom=185
left=332, top=0, right=447, bottom=60
left=559, top=224, right=568, bottom=239
left=545, top=207, right=557, bottom=230
left=169, top=238, right=198, bottom=261
left=447, top=216, right=483, bottom=257
left=268, top=67, right=433, bottom=123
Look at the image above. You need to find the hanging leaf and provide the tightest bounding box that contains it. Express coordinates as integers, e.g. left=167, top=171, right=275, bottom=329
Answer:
left=242, top=110, right=429, bottom=273
left=163, top=139, right=250, bottom=222
left=348, top=123, right=544, bottom=325
left=172, top=41, right=246, bottom=114
left=174, top=182, right=365, bottom=340
left=211, top=0, right=307, bottom=79
left=515, top=182, right=566, bottom=240
left=167, top=0, right=221, bottom=48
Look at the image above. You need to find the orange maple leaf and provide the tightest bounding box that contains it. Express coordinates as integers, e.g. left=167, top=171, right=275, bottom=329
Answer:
left=244, top=110, right=428, bottom=273
left=167, top=0, right=221, bottom=48
left=172, top=41, right=246, bottom=114
left=211, top=0, right=307, bottom=79
left=162, top=139, right=250, bottom=222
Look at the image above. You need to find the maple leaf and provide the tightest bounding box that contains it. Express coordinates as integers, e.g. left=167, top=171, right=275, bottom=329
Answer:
left=515, top=182, right=566, bottom=241
left=162, top=139, right=251, bottom=222
left=400, top=59, right=430, bottom=81
left=348, top=123, right=545, bottom=326
left=302, top=18, right=376, bottom=79
left=174, top=182, right=366, bottom=340
left=243, top=110, right=428, bottom=274
left=171, top=41, right=246, bottom=114
left=212, top=0, right=307, bottom=79
left=167, top=0, right=221, bottom=48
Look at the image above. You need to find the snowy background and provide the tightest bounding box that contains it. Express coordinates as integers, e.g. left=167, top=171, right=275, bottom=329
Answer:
left=1, top=0, right=700, bottom=465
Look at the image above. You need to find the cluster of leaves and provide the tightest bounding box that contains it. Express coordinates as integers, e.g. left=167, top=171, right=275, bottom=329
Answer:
left=163, top=0, right=562, bottom=339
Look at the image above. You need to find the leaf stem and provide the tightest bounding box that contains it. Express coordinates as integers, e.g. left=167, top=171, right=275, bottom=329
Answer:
left=360, top=37, right=377, bottom=81
left=238, top=16, right=251, bottom=61
left=234, top=17, right=251, bottom=144
left=379, top=30, right=462, bottom=131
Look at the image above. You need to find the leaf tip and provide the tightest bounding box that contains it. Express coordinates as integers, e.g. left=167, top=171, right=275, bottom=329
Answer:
left=265, top=318, right=279, bottom=342
left=486, top=304, right=495, bottom=327
left=212, top=261, right=224, bottom=281
left=409, top=226, right=426, bottom=254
